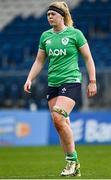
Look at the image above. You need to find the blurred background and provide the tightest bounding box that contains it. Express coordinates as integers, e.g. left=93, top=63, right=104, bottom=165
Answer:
left=0, top=0, right=111, bottom=146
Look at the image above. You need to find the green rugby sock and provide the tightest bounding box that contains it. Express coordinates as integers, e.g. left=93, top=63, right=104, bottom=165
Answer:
left=66, top=150, right=79, bottom=162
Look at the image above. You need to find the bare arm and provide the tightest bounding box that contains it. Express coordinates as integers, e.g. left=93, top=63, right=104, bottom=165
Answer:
left=27, top=49, right=46, bottom=81
left=79, top=43, right=97, bottom=97
left=24, top=49, right=46, bottom=93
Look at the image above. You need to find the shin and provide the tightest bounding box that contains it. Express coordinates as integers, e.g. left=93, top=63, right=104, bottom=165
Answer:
left=52, top=106, right=75, bottom=153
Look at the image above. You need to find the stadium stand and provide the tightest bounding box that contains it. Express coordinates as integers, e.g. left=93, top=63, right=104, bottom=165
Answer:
left=0, top=0, right=111, bottom=109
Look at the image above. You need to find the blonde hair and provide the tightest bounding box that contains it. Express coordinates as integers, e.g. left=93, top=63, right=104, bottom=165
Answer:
left=49, top=1, right=73, bottom=27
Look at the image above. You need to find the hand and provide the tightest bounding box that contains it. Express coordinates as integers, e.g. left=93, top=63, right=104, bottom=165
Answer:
left=24, top=79, right=32, bottom=93
left=87, top=82, right=97, bottom=97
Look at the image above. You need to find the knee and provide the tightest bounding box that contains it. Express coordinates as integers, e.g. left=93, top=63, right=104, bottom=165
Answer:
left=52, top=105, right=69, bottom=131
left=52, top=105, right=69, bottom=118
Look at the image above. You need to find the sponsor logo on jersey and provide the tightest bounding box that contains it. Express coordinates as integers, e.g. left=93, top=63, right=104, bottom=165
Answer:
left=49, top=48, right=66, bottom=56
left=61, top=37, right=69, bottom=45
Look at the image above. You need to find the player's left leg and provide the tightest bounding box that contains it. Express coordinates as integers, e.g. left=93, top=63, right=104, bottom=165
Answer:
left=59, top=83, right=81, bottom=176
left=51, top=96, right=81, bottom=176
left=60, top=116, right=81, bottom=177
left=48, top=95, right=81, bottom=176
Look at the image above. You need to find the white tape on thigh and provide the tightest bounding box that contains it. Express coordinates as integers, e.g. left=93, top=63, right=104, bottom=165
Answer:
left=53, top=106, right=69, bottom=118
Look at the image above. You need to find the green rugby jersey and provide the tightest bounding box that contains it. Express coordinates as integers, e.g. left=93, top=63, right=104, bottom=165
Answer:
left=39, top=26, right=87, bottom=87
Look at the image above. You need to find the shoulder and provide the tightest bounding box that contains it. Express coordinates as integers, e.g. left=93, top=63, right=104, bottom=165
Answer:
left=40, top=29, right=53, bottom=38
left=66, top=27, right=83, bottom=36
left=68, top=27, right=83, bottom=34
left=72, top=28, right=86, bottom=41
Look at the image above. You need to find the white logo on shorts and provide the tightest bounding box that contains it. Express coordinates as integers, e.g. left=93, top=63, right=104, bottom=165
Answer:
left=62, top=87, right=66, bottom=93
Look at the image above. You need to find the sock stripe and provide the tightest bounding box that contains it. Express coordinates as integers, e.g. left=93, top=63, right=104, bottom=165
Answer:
left=66, top=151, right=78, bottom=161
left=66, top=156, right=74, bottom=160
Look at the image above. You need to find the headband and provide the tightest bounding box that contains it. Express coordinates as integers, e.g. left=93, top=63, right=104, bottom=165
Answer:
left=48, top=5, right=65, bottom=17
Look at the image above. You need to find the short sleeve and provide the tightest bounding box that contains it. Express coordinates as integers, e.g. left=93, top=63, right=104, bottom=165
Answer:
left=39, top=33, right=46, bottom=51
left=75, top=29, right=87, bottom=48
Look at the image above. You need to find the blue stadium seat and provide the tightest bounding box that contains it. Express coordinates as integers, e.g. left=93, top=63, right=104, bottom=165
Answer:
left=0, top=84, right=5, bottom=105
left=9, top=83, right=19, bottom=101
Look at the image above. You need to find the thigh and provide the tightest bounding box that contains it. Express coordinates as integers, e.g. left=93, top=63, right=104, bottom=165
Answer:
left=48, top=97, right=57, bottom=111
left=48, top=95, right=75, bottom=114
left=48, top=97, right=72, bottom=127
left=54, top=96, right=75, bottom=115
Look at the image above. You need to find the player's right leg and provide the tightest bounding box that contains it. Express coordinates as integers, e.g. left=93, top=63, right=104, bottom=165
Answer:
left=47, top=88, right=81, bottom=176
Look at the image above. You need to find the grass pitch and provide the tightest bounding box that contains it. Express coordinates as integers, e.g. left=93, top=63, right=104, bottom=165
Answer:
left=0, top=145, right=111, bottom=179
